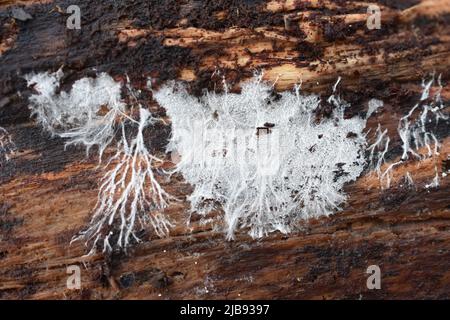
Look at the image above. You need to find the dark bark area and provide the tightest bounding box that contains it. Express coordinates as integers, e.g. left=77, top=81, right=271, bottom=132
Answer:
left=0, top=0, right=449, bottom=299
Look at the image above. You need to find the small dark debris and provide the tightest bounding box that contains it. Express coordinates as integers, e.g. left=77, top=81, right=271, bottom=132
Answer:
left=315, top=101, right=334, bottom=123
left=119, top=272, right=136, bottom=289
left=265, top=90, right=282, bottom=105
left=296, top=41, right=324, bottom=61
left=333, top=163, right=349, bottom=182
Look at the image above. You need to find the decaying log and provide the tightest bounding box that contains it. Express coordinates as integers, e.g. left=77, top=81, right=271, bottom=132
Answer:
left=0, top=0, right=449, bottom=299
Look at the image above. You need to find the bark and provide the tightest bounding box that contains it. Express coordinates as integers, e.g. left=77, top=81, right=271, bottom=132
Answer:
left=0, top=0, right=449, bottom=299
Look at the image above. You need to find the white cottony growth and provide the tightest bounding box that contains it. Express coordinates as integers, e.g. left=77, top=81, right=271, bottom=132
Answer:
left=393, top=76, right=447, bottom=188
left=26, top=71, right=173, bottom=253
left=26, top=69, right=126, bottom=158
left=367, top=123, right=390, bottom=177
left=425, top=166, right=440, bottom=189
left=367, top=99, right=383, bottom=119
left=366, top=75, right=448, bottom=189
left=398, top=76, right=447, bottom=161
left=74, top=108, right=173, bottom=253
left=25, top=67, right=446, bottom=247
left=154, top=75, right=368, bottom=239
left=366, top=123, right=400, bottom=189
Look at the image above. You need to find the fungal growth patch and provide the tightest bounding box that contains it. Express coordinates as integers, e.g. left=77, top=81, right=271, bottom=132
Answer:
left=25, top=69, right=447, bottom=250
left=154, top=75, right=368, bottom=239
left=26, top=70, right=172, bottom=253
left=367, top=76, right=448, bottom=189
left=74, top=107, right=174, bottom=253
left=25, top=69, right=125, bottom=158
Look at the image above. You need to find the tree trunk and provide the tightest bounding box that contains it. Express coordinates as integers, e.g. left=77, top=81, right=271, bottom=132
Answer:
left=0, top=0, right=449, bottom=299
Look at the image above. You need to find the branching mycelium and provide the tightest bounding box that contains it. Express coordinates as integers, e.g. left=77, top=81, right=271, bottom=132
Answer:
left=74, top=108, right=173, bottom=254
left=0, top=127, right=15, bottom=162
left=367, top=123, right=390, bottom=180
left=154, top=75, right=368, bottom=239
left=25, top=68, right=447, bottom=244
left=26, top=70, right=172, bottom=253
left=365, top=99, right=389, bottom=180
left=398, top=76, right=446, bottom=162
left=367, top=76, right=448, bottom=188
left=26, top=69, right=125, bottom=158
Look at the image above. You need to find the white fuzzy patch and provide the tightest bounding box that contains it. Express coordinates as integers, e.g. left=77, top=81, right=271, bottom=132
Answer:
left=26, top=70, right=172, bottom=253
left=74, top=108, right=174, bottom=254
left=26, top=69, right=125, bottom=157
left=367, top=99, right=383, bottom=118
left=26, top=69, right=445, bottom=246
left=372, top=76, right=448, bottom=189
left=154, top=76, right=368, bottom=239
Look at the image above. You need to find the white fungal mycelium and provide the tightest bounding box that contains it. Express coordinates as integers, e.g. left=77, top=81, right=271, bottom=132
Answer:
left=367, top=123, right=390, bottom=178
left=25, top=69, right=126, bottom=158
left=367, top=98, right=384, bottom=119
left=26, top=70, right=172, bottom=253
left=26, top=68, right=447, bottom=248
left=154, top=75, right=368, bottom=239
left=367, top=75, right=448, bottom=189
left=398, top=76, right=446, bottom=162
left=73, top=107, right=174, bottom=254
